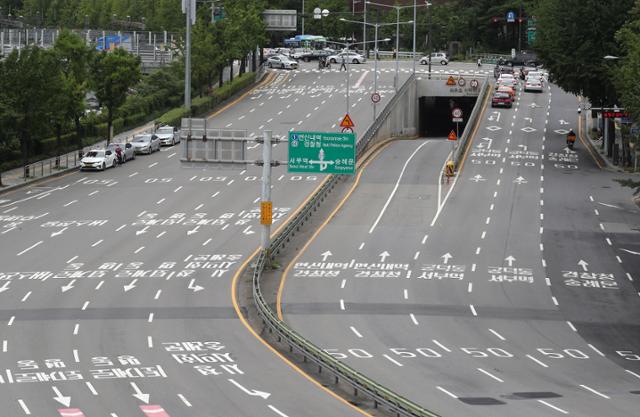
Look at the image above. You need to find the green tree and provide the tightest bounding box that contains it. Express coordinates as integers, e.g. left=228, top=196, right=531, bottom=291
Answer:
left=613, top=0, right=640, bottom=120
left=534, top=0, right=634, bottom=105
left=90, top=48, right=140, bottom=144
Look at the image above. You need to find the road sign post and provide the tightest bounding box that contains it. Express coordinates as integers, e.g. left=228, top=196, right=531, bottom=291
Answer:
left=261, top=130, right=272, bottom=250
left=288, top=131, right=356, bottom=174
left=448, top=130, right=457, bottom=156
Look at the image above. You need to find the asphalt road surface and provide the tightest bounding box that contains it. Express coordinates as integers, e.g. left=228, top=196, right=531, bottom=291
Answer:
left=280, top=76, right=640, bottom=416
left=0, top=59, right=432, bottom=417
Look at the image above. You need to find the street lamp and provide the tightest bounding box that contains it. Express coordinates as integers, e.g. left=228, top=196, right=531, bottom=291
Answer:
left=342, top=17, right=395, bottom=120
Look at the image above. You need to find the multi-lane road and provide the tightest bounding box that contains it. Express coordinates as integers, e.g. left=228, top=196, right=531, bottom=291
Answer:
left=280, top=74, right=640, bottom=416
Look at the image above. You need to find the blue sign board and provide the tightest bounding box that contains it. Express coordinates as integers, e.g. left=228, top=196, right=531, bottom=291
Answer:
left=506, top=11, right=516, bottom=23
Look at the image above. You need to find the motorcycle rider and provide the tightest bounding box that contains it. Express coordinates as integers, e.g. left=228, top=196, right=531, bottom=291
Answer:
left=566, top=129, right=577, bottom=149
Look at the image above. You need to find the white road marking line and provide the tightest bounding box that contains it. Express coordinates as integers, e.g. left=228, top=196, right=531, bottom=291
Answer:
left=178, top=393, right=192, bottom=407
left=91, top=239, right=103, bottom=247
left=588, top=344, right=605, bottom=357
left=88, top=190, right=99, bottom=196
left=268, top=405, right=289, bottom=417
left=467, top=282, right=473, bottom=293
left=156, top=231, right=166, bottom=238
left=432, top=340, right=452, bottom=352
left=496, top=179, right=501, bottom=186
left=129, top=172, right=138, bottom=177
left=475, top=247, right=481, bottom=255
left=485, top=217, right=491, bottom=224
left=1, top=227, right=16, bottom=234
left=18, top=399, right=31, bottom=415
left=599, top=223, right=605, bottom=231
left=358, top=242, right=365, bottom=250
left=589, top=195, right=594, bottom=202
left=489, top=328, right=506, bottom=341
left=540, top=226, right=544, bottom=234
left=339, top=299, right=345, bottom=310
left=627, top=273, right=634, bottom=281
left=370, top=141, right=430, bottom=234
left=626, top=369, right=640, bottom=380
left=81, top=301, right=90, bottom=311
left=147, top=336, right=154, bottom=348
left=64, top=200, right=78, bottom=207
left=410, top=313, right=419, bottom=325
left=436, top=386, right=458, bottom=399
left=566, top=321, right=577, bottom=332
left=116, top=225, right=126, bottom=232
left=542, top=259, right=547, bottom=267
left=134, top=246, right=145, bottom=254
left=551, top=296, right=559, bottom=306
left=421, top=234, right=428, bottom=244
left=538, top=399, right=568, bottom=414
left=540, top=243, right=544, bottom=251
left=579, top=384, right=610, bottom=399
left=413, top=251, right=420, bottom=260
left=616, top=255, right=622, bottom=263
left=36, top=192, right=51, bottom=200
left=17, top=241, right=43, bottom=256
left=470, top=305, right=477, bottom=316
left=8, top=316, right=15, bottom=326
left=154, top=290, right=162, bottom=300
left=350, top=326, right=363, bottom=338
left=594, top=208, right=599, bottom=215
left=481, top=231, right=487, bottom=239
left=2, top=340, right=7, bottom=352
left=605, top=238, right=612, bottom=246
left=403, top=289, right=408, bottom=299
left=490, top=203, right=494, bottom=210
left=148, top=313, right=154, bottom=323
left=471, top=263, right=477, bottom=272
left=95, top=280, right=104, bottom=290
left=253, top=197, right=260, bottom=203
left=174, top=186, right=183, bottom=192
left=157, top=198, right=165, bottom=204
left=21, top=292, right=31, bottom=302
left=222, top=224, right=229, bottom=230
left=168, top=152, right=176, bottom=158
left=493, top=191, right=498, bottom=198
left=545, top=277, right=551, bottom=286
left=67, top=255, right=79, bottom=264
left=227, top=179, right=235, bottom=186
left=478, top=368, right=504, bottom=382
left=73, top=323, right=79, bottom=335
left=526, top=354, right=549, bottom=368
left=340, top=279, right=346, bottom=289
left=202, top=238, right=212, bottom=246
left=383, top=354, right=403, bottom=367
left=148, top=162, right=158, bottom=168
left=195, top=203, right=204, bottom=211
left=211, top=191, right=220, bottom=198
left=86, top=381, right=99, bottom=395
left=73, top=349, right=80, bottom=362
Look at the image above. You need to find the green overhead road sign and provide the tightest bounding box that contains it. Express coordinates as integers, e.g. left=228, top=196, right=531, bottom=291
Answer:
left=288, top=131, right=356, bottom=174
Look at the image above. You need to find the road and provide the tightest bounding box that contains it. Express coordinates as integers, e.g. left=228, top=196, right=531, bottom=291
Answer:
left=0, top=59, right=424, bottom=417
left=279, top=75, right=640, bottom=416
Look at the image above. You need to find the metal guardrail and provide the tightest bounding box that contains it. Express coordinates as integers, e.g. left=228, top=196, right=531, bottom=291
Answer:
left=251, top=74, right=442, bottom=417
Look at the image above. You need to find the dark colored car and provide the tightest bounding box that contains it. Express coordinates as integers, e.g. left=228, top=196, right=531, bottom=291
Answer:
left=494, top=65, right=515, bottom=79
left=491, top=92, right=513, bottom=108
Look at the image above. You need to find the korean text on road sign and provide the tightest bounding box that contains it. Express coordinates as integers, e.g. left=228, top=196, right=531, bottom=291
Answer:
left=288, top=131, right=356, bottom=175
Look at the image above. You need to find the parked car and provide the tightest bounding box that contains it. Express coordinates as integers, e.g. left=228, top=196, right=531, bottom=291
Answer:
left=491, top=91, right=513, bottom=108
left=155, top=125, right=180, bottom=146
left=327, top=51, right=366, bottom=64
left=131, top=134, right=160, bottom=154
left=266, top=55, right=298, bottom=70
left=106, top=142, right=135, bottom=163
left=419, top=52, right=449, bottom=65
left=80, top=149, right=117, bottom=171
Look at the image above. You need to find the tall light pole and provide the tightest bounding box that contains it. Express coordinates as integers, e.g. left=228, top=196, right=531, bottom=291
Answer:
left=342, top=17, right=393, bottom=120
left=413, top=2, right=432, bottom=74
left=302, top=0, right=305, bottom=35
left=182, top=0, right=195, bottom=112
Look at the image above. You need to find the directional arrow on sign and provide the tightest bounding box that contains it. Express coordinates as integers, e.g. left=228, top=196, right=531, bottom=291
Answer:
left=61, top=279, right=76, bottom=293
left=470, top=174, right=486, bottom=182
left=228, top=379, right=271, bottom=399
left=578, top=260, right=589, bottom=271
left=505, top=256, right=516, bottom=267
left=52, top=386, right=71, bottom=407
left=131, top=382, right=150, bottom=404
left=187, top=226, right=200, bottom=236
left=379, top=251, right=390, bottom=262
left=0, top=282, right=10, bottom=293
left=136, top=226, right=149, bottom=236
left=51, top=227, right=68, bottom=238
left=513, top=176, right=528, bottom=184
left=321, top=251, right=333, bottom=262
left=124, top=279, right=138, bottom=292
left=441, top=253, right=452, bottom=264
left=187, top=279, right=204, bottom=292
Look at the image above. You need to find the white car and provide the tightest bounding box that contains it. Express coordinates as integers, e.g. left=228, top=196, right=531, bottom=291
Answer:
left=131, top=134, right=161, bottom=154
left=327, top=52, right=366, bottom=64
left=267, top=55, right=298, bottom=70
left=497, top=74, right=518, bottom=87
left=524, top=78, right=544, bottom=92
left=80, top=149, right=117, bottom=171
left=419, top=52, right=449, bottom=65
left=155, top=125, right=180, bottom=146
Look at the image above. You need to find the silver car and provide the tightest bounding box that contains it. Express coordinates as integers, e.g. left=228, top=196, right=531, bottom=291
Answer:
left=327, top=52, right=366, bottom=64
left=106, top=142, right=136, bottom=162
left=131, top=134, right=160, bottom=154
left=155, top=125, right=180, bottom=146
left=267, top=55, right=298, bottom=70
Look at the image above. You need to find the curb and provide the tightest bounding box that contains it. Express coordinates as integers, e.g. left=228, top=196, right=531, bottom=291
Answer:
left=0, top=166, right=80, bottom=197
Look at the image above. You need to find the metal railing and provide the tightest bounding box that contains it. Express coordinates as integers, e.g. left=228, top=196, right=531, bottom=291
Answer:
left=453, top=77, right=491, bottom=167
left=251, top=74, right=441, bottom=417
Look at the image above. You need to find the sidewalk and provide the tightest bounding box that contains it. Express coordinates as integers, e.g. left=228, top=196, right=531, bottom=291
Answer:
left=0, top=60, right=245, bottom=194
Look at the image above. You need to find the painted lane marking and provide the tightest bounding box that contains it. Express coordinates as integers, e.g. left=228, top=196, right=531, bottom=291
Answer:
left=537, top=400, right=568, bottom=414
left=167, top=152, right=176, bottom=159
left=17, top=241, right=43, bottom=256
left=81, top=301, right=89, bottom=311
left=91, top=239, right=103, bottom=247
left=433, top=340, right=451, bottom=352
left=202, top=238, right=212, bottom=246
left=421, top=234, right=428, bottom=244
left=383, top=354, right=403, bottom=367
left=73, top=324, right=79, bottom=335
left=340, top=279, right=346, bottom=289
left=21, top=292, right=32, bottom=302
left=178, top=394, right=192, bottom=407
left=88, top=191, right=99, bottom=196
left=615, top=256, right=623, bottom=263
left=358, top=242, right=365, bottom=250
left=134, top=246, right=145, bottom=254
left=148, top=162, right=158, bottom=168
left=477, top=368, right=504, bottom=383
left=545, top=277, right=551, bottom=286
left=467, top=283, right=473, bottom=293
left=268, top=405, right=289, bottom=417
left=627, top=273, right=634, bottom=282
left=579, top=384, right=610, bottom=399
left=140, top=405, right=170, bottom=417
left=369, top=141, right=430, bottom=234
left=148, top=313, right=154, bottom=323
left=156, top=231, right=166, bottom=238
left=436, top=386, right=458, bottom=399
left=95, top=280, right=104, bottom=290
left=526, top=354, right=549, bottom=368
left=18, top=399, right=31, bottom=415
left=8, top=316, right=15, bottom=326
left=413, top=251, right=420, bottom=260
left=350, top=326, right=363, bottom=338
left=470, top=305, right=477, bottom=316
left=566, top=321, right=577, bottom=332
left=116, top=225, right=126, bottom=232
left=67, top=256, right=78, bottom=264
left=86, top=381, right=99, bottom=395
left=129, top=172, right=138, bottom=178
left=551, top=296, right=559, bottom=306
left=147, top=336, right=154, bottom=348
left=339, top=299, right=345, bottom=310
left=489, top=328, right=506, bottom=341
left=174, top=186, right=183, bottom=192
left=154, top=290, right=162, bottom=300
left=588, top=344, right=605, bottom=357
left=64, top=200, right=78, bottom=207
left=156, top=198, right=165, bottom=205
left=2, top=340, right=7, bottom=352
left=410, top=313, right=419, bottom=325
left=626, top=369, right=640, bottom=380
left=73, top=350, right=80, bottom=362
left=403, top=289, right=408, bottom=299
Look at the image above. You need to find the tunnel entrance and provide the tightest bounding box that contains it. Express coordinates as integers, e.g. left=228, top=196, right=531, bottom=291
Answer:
left=418, top=96, right=478, bottom=138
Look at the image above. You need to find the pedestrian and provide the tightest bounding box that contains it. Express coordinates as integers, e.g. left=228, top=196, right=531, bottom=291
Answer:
left=340, top=55, right=347, bottom=71
left=392, top=48, right=397, bottom=59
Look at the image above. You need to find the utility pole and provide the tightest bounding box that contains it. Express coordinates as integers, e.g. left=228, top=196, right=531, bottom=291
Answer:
left=412, top=0, right=416, bottom=74
left=302, top=0, right=305, bottom=35
left=261, top=131, right=272, bottom=250
left=182, top=0, right=194, bottom=112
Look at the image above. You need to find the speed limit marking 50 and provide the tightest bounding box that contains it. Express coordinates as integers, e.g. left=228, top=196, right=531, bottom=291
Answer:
left=371, top=92, right=381, bottom=103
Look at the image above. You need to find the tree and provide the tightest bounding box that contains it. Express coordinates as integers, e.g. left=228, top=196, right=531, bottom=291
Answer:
left=90, top=48, right=140, bottom=144
left=534, top=0, right=634, bottom=105
left=613, top=0, right=640, bottom=120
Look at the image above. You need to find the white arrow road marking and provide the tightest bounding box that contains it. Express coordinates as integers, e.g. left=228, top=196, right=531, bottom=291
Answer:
left=0, top=282, right=10, bottom=293
left=52, top=386, right=71, bottom=407
left=188, top=279, right=204, bottom=292
left=187, top=226, right=200, bottom=236
left=505, top=256, right=516, bottom=267
left=559, top=119, right=569, bottom=125
left=61, top=280, right=76, bottom=293
left=476, top=137, right=493, bottom=149
left=124, top=279, right=138, bottom=292
left=513, top=176, right=528, bottom=184
left=51, top=227, right=68, bottom=237
left=597, top=202, right=621, bottom=209
left=136, top=226, right=149, bottom=236
left=379, top=251, right=390, bottom=262
left=578, top=260, right=589, bottom=271
left=228, top=379, right=271, bottom=399
left=243, top=226, right=255, bottom=235
left=321, top=251, right=332, bottom=261
left=470, top=174, right=486, bottom=182
left=131, top=382, right=150, bottom=403
left=441, top=253, right=452, bottom=264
